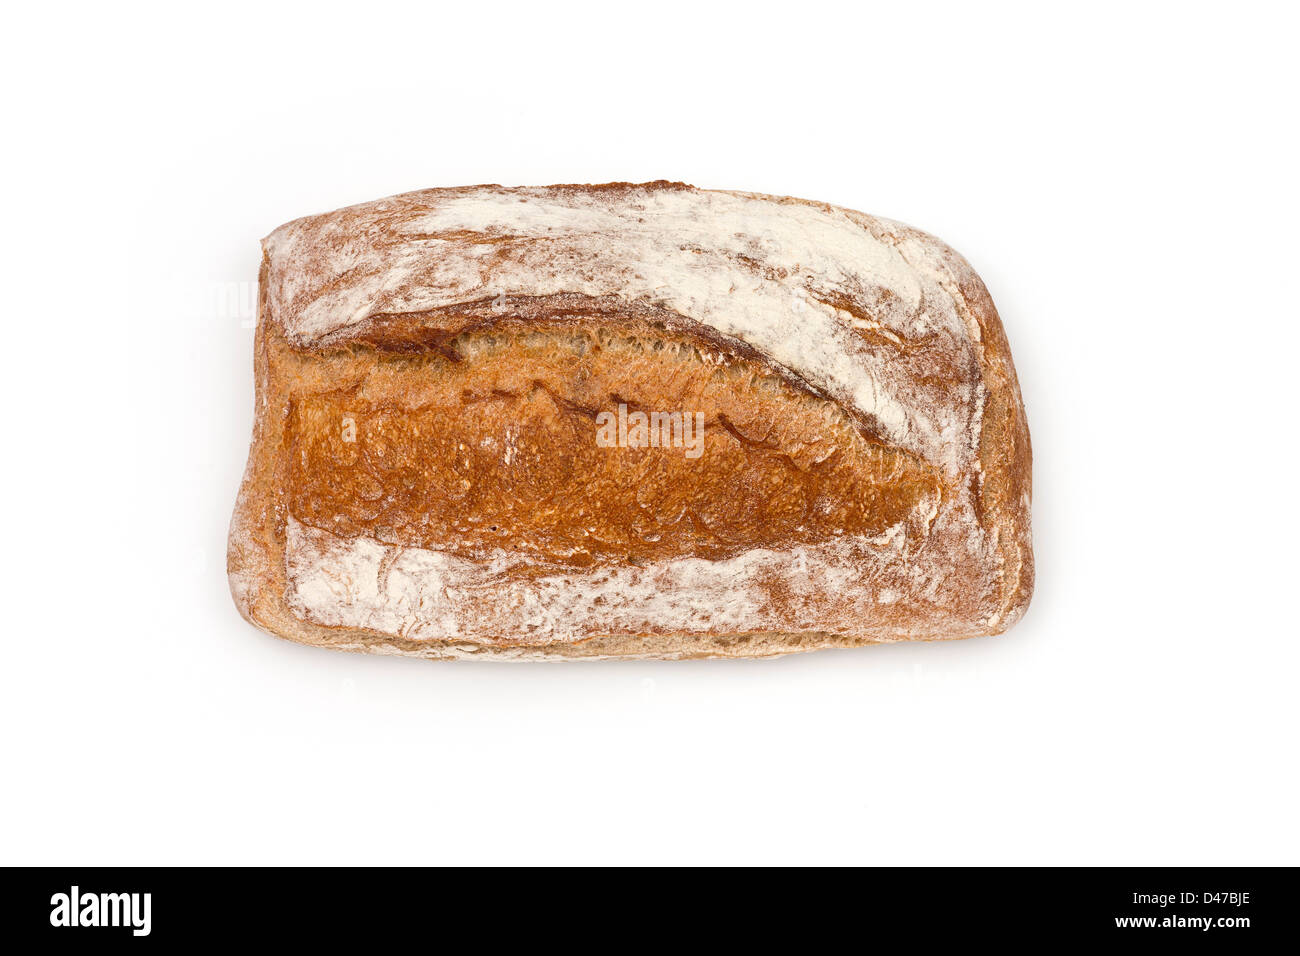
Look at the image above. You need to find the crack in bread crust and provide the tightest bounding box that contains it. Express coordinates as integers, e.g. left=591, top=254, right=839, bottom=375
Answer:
left=285, top=317, right=942, bottom=571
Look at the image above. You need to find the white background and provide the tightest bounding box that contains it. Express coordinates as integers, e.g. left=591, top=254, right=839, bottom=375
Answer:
left=4, top=2, right=1297, bottom=865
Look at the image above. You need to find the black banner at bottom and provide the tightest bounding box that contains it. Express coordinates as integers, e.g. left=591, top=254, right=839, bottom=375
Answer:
left=4, top=867, right=1289, bottom=945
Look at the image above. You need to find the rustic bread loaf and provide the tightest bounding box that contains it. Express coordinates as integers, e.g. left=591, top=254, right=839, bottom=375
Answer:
left=228, top=182, right=1032, bottom=660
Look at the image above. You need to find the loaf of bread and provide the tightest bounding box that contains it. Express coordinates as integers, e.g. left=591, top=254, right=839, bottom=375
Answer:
left=228, top=182, right=1032, bottom=660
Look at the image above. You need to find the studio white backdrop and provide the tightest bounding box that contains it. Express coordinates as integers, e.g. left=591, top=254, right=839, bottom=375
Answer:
left=3, top=1, right=1296, bottom=865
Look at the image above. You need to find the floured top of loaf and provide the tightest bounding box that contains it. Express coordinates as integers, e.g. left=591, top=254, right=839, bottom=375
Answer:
left=260, top=182, right=991, bottom=474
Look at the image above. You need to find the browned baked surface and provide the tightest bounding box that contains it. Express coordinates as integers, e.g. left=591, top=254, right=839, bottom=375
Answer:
left=228, top=183, right=1032, bottom=659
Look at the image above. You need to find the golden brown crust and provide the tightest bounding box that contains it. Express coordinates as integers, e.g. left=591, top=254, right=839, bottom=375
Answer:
left=880, top=223, right=1033, bottom=631
left=228, top=183, right=1033, bottom=659
left=287, top=318, right=939, bottom=565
